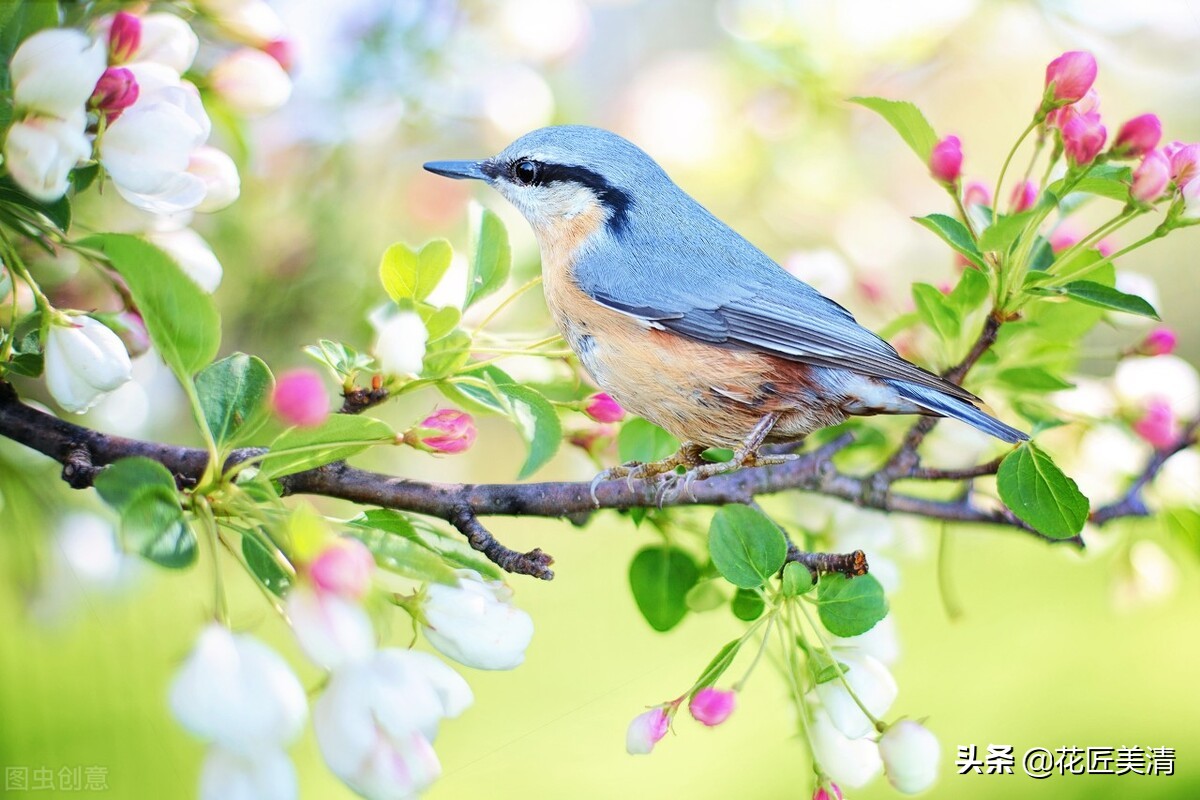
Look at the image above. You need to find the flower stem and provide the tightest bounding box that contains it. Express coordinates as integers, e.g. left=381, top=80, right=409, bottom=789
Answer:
left=732, top=608, right=777, bottom=692
left=795, top=597, right=885, bottom=730
left=993, top=119, right=1040, bottom=217
left=473, top=275, right=543, bottom=333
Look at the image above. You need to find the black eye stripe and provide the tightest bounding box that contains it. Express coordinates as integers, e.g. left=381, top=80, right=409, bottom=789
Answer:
left=502, top=160, right=633, bottom=234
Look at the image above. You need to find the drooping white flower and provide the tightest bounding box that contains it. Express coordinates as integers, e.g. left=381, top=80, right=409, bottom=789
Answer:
left=200, top=747, right=297, bottom=800
left=44, top=315, right=134, bottom=413
left=313, top=649, right=472, bottom=799
left=189, top=146, right=241, bottom=212
left=147, top=227, right=224, bottom=292
left=286, top=583, right=376, bottom=670
left=209, top=48, right=292, bottom=116
left=4, top=114, right=92, bottom=202
left=808, top=704, right=883, bottom=789
left=813, top=650, right=897, bottom=739
left=11, top=28, right=106, bottom=119
left=879, top=720, right=941, bottom=794
left=197, top=0, right=287, bottom=46
left=832, top=615, right=900, bottom=666
left=421, top=570, right=534, bottom=670
left=371, top=309, right=428, bottom=377
left=168, top=624, right=308, bottom=758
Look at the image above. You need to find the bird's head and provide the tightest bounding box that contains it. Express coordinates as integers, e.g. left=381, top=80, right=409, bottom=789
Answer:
left=424, top=126, right=671, bottom=240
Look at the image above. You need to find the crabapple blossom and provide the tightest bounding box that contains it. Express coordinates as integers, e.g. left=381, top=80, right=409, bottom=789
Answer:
left=286, top=583, right=376, bottom=670
left=1131, top=151, right=1170, bottom=202
left=200, top=747, right=297, bottom=800
left=89, top=67, right=139, bottom=122
left=4, top=116, right=92, bottom=202
left=808, top=705, right=883, bottom=789
left=1009, top=180, right=1036, bottom=212
left=263, top=39, right=297, bottom=73
left=1138, top=327, right=1177, bottom=356
left=1114, top=355, right=1200, bottom=419
left=372, top=309, right=428, bottom=376
left=689, top=687, right=736, bottom=726
left=814, top=650, right=898, bottom=738
left=168, top=624, right=307, bottom=758
left=813, top=784, right=844, bottom=800
left=584, top=392, right=625, bottom=423
left=962, top=181, right=990, bottom=208
left=11, top=28, right=106, bottom=120
left=199, top=0, right=288, bottom=46
left=309, top=538, right=376, bottom=600
left=421, top=569, right=534, bottom=669
left=118, top=12, right=200, bottom=73
left=1182, top=176, right=1200, bottom=220
left=1167, top=143, right=1199, bottom=185
left=626, top=707, right=670, bottom=755
left=271, top=368, right=330, bottom=427
left=1132, top=399, right=1177, bottom=449
left=189, top=146, right=242, bottom=212
left=209, top=48, right=292, bottom=116
left=928, top=135, right=962, bottom=184
left=95, top=310, right=151, bottom=358
left=107, top=12, right=142, bottom=64
left=1044, top=51, right=1097, bottom=104
left=1062, top=112, right=1106, bottom=166
left=879, top=720, right=941, bottom=794
left=44, top=315, right=133, bottom=413
left=1112, top=114, right=1162, bottom=158
left=147, top=227, right=224, bottom=292
left=413, top=409, right=477, bottom=454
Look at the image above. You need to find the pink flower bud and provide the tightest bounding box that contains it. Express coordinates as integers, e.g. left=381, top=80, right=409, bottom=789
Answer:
left=626, top=707, right=670, bottom=755
left=1045, top=51, right=1097, bottom=104
left=569, top=424, right=615, bottom=454
left=1132, top=150, right=1171, bottom=203
left=1168, top=143, right=1200, bottom=186
left=262, top=39, right=296, bottom=73
left=108, top=12, right=142, bottom=64
left=1062, top=112, right=1107, bottom=167
left=1048, top=227, right=1080, bottom=253
left=963, top=180, right=990, bottom=208
left=1112, top=114, right=1162, bottom=158
left=928, top=135, right=962, bottom=185
left=1096, top=238, right=1115, bottom=257
left=688, top=687, right=736, bottom=727
left=584, top=392, right=625, bottom=423
left=89, top=67, right=139, bottom=122
left=813, top=785, right=844, bottom=800
left=1139, top=327, right=1177, bottom=357
left=415, top=409, right=476, bottom=454
left=310, top=538, right=375, bottom=600
left=271, top=368, right=331, bottom=428
left=1009, top=180, right=1037, bottom=212
left=1132, top=398, right=1177, bottom=449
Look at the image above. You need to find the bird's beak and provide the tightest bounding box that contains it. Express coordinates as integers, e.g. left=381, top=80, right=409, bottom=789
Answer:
left=423, top=160, right=489, bottom=181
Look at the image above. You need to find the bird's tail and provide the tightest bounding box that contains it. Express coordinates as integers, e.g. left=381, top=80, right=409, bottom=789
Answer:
left=891, top=381, right=1028, bottom=444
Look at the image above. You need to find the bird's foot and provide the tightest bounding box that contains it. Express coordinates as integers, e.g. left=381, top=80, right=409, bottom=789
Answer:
left=652, top=447, right=799, bottom=504
left=589, top=442, right=707, bottom=506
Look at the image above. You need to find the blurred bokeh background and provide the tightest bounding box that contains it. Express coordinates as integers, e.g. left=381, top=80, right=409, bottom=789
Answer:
left=2, top=0, right=1200, bottom=797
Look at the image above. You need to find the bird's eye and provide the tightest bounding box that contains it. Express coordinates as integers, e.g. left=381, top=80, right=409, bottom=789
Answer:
left=512, top=159, right=540, bottom=186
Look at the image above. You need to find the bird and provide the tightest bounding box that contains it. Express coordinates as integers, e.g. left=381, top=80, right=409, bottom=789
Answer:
left=425, top=126, right=1026, bottom=487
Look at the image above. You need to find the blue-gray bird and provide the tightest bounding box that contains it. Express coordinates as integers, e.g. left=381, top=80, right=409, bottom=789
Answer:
left=425, top=126, right=1026, bottom=478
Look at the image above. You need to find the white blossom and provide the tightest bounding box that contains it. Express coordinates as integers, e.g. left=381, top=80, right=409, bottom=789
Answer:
left=168, top=624, right=308, bottom=758
left=286, top=583, right=375, bottom=670
left=147, top=227, right=224, bottom=292
left=1113, top=355, right=1200, bottom=419
left=190, top=146, right=241, bottom=212
left=209, top=48, right=292, bottom=116
left=198, top=0, right=287, bottom=45
left=11, top=28, right=106, bottom=119
left=44, top=315, right=133, bottom=413
left=4, top=114, right=92, bottom=202
left=879, top=720, right=941, bottom=794
left=808, top=704, right=883, bottom=789
left=421, top=570, right=534, bottom=670
left=200, top=747, right=297, bottom=800
left=813, top=650, right=897, bottom=739
left=371, top=309, right=428, bottom=377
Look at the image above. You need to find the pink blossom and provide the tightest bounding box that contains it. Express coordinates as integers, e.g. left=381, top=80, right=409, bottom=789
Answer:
left=928, top=135, right=962, bottom=184
left=584, top=392, right=625, bottom=423
left=310, top=539, right=375, bottom=600
left=262, top=39, right=296, bottom=73
left=568, top=425, right=615, bottom=454
left=1132, top=150, right=1171, bottom=203
left=1139, top=327, right=1177, bottom=357
left=107, top=11, right=142, bottom=64
left=415, top=409, right=476, bottom=454
left=89, top=67, right=139, bottom=122
left=1048, top=228, right=1080, bottom=253
left=1046, top=89, right=1099, bottom=130
left=1062, top=112, right=1107, bottom=167
left=1096, top=238, right=1116, bottom=257
left=689, top=688, right=736, bottom=727
left=1168, top=143, right=1200, bottom=186
left=1113, top=114, right=1162, bottom=158
left=271, top=369, right=331, bottom=428
left=1009, top=180, right=1037, bottom=212
left=813, top=785, right=844, bottom=800
left=1045, top=51, right=1097, bottom=104
left=1133, top=399, right=1178, bottom=449
left=962, top=181, right=990, bottom=208
left=626, top=707, right=670, bottom=755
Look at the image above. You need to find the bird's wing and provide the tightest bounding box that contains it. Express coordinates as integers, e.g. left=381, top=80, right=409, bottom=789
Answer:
left=575, top=220, right=979, bottom=403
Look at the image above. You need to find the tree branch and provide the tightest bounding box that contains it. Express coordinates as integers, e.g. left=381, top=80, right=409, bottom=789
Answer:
left=1091, top=417, right=1200, bottom=526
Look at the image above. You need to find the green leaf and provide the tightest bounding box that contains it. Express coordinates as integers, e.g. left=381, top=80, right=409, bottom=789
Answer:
left=94, top=456, right=177, bottom=510
left=812, top=658, right=853, bottom=685
left=492, top=382, right=562, bottom=479
left=816, top=573, right=888, bottom=637
left=439, top=366, right=517, bottom=415
left=349, top=509, right=504, bottom=580
left=79, top=234, right=220, bottom=379
left=379, top=240, right=453, bottom=303
left=912, top=214, right=983, bottom=268
left=242, top=534, right=291, bottom=596
left=421, top=329, right=471, bottom=378
left=1030, top=280, right=1159, bottom=320
left=304, top=339, right=375, bottom=380
left=94, top=457, right=195, bottom=569
left=781, top=561, right=814, bottom=596
left=1049, top=164, right=1132, bottom=203
left=617, top=418, right=679, bottom=464
left=947, top=267, right=989, bottom=315
left=465, top=207, right=511, bottom=308
left=259, top=414, right=395, bottom=479
left=628, top=546, right=700, bottom=632
left=731, top=587, right=765, bottom=621
left=195, top=353, right=274, bottom=449
left=997, top=443, right=1089, bottom=539
left=692, top=638, right=742, bottom=696
left=708, top=505, right=787, bottom=589
left=419, top=305, right=461, bottom=341
left=977, top=211, right=1032, bottom=254
left=685, top=579, right=729, bottom=612
left=349, top=523, right=458, bottom=585
left=0, top=175, right=70, bottom=231
left=701, top=447, right=734, bottom=463
left=848, top=97, right=939, bottom=162
left=912, top=283, right=960, bottom=341
left=996, top=367, right=1075, bottom=393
